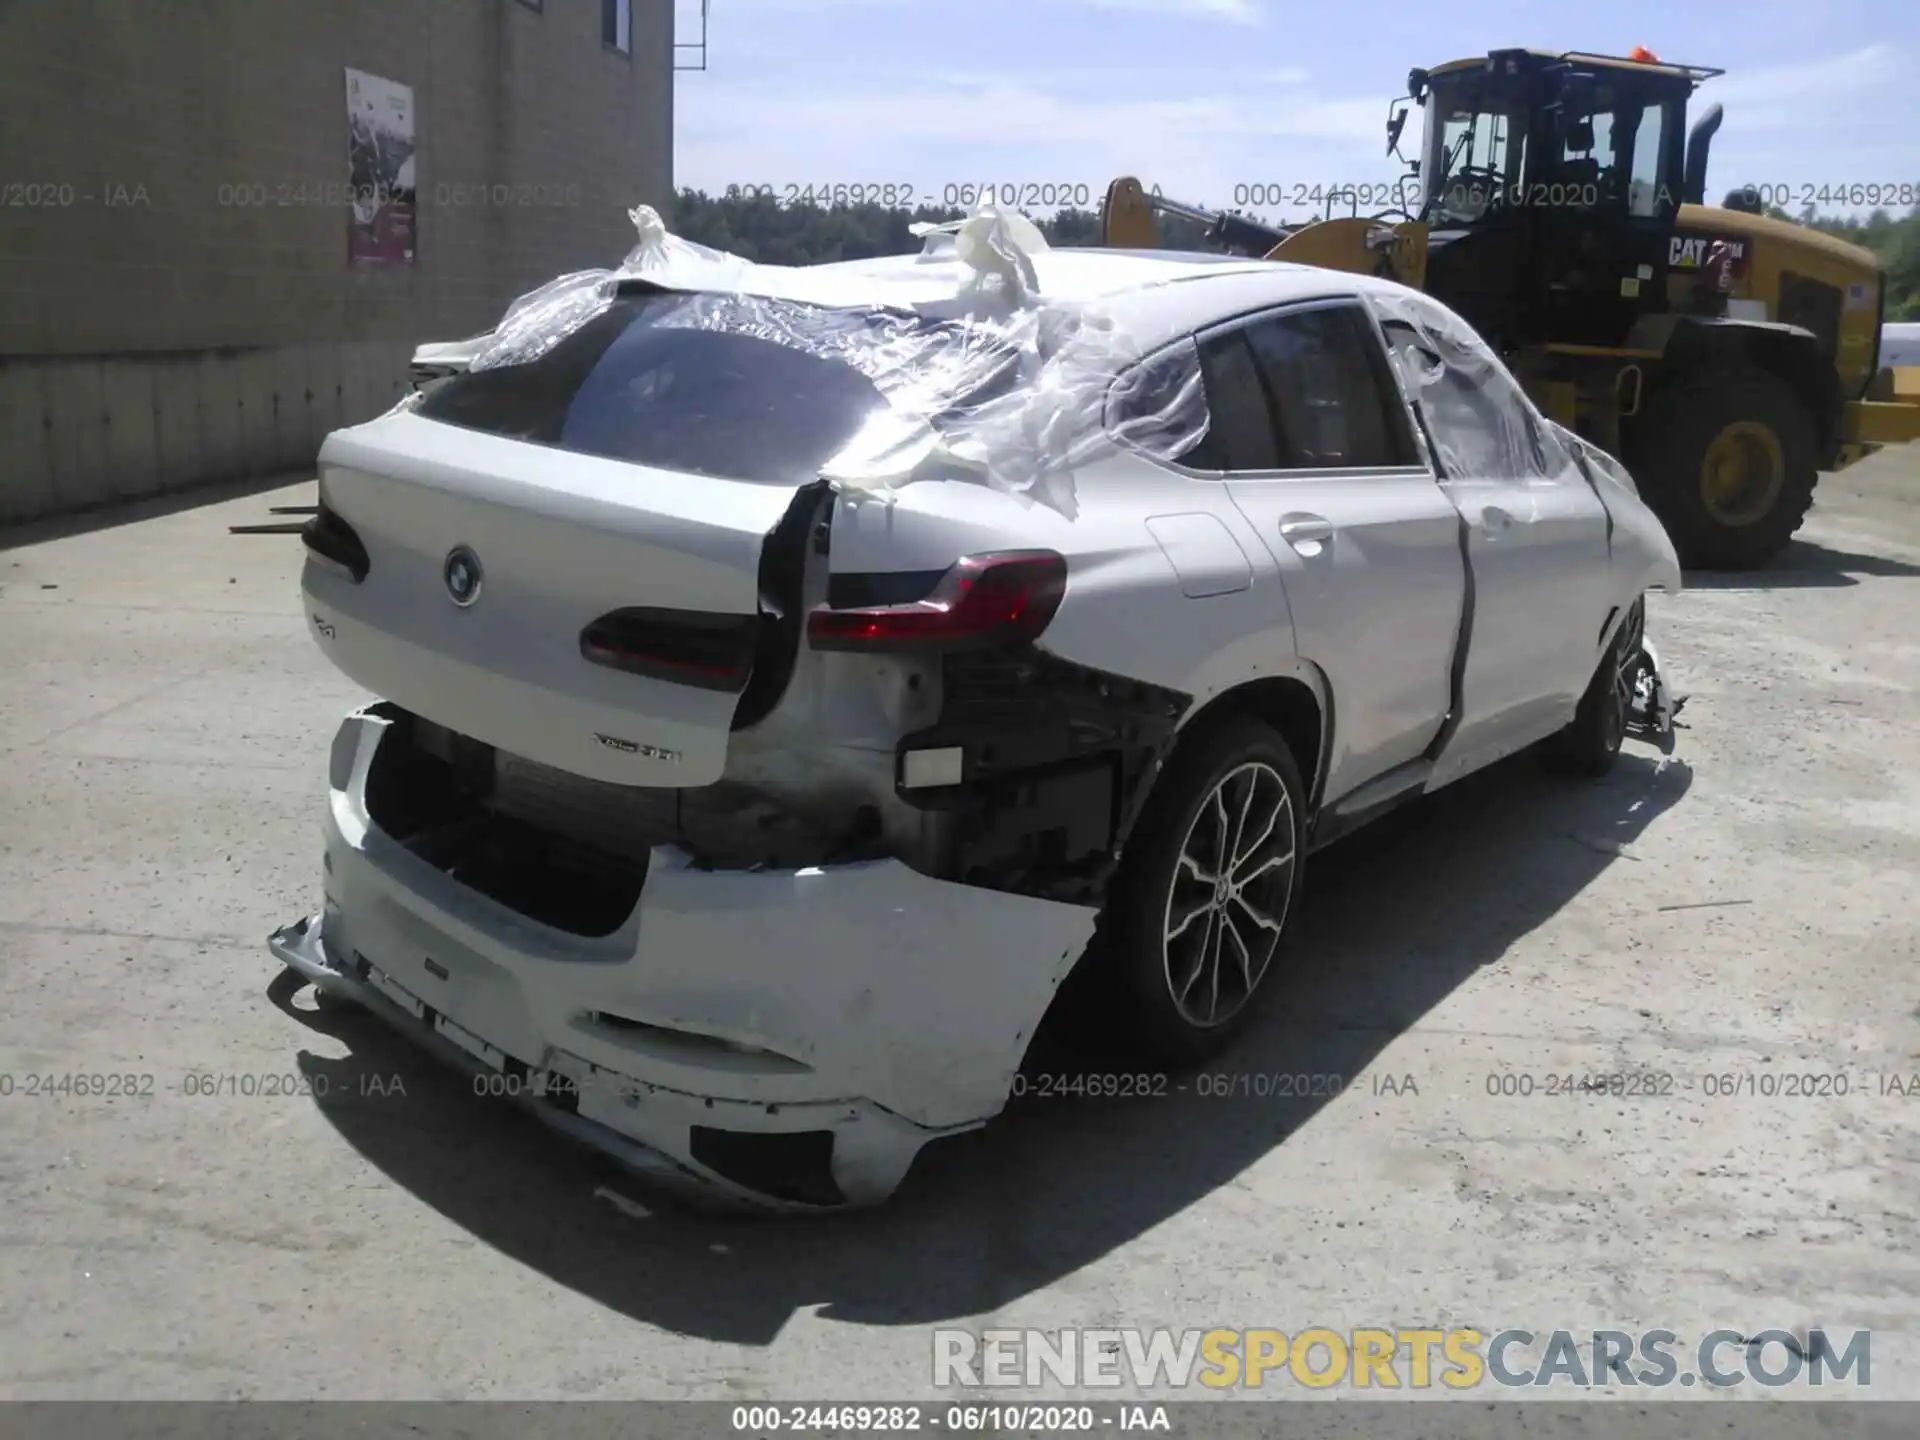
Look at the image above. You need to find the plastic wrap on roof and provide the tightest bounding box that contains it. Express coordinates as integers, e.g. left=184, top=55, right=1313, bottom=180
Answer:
left=479, top=269, right=618, bottom=369
left=469, top=206, right=759, bottom=371
left=462, top=203, right=1211, bottom=518
left=1368, top=287, right=1569, bottom=483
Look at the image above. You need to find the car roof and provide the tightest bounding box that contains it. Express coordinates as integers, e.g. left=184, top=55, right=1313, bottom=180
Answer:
left=790, top=243, right=1300, bottom=302
left=730, top=244, right=1406, bottom=358
left=700, top=242, right=1363, bottom=302
left=633, top=241, right=1427, bottom=377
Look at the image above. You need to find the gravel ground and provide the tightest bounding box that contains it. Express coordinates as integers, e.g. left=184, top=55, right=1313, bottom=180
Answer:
left=1, top=453, right=1916, bottom=1403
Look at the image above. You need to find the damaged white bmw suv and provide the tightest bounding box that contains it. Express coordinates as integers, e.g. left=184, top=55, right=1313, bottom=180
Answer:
left=272, top=208, right=1680, bottom=1211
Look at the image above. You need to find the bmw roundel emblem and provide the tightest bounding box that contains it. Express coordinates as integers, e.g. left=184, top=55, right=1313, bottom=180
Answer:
left=443, top=545, right=483, bottom=607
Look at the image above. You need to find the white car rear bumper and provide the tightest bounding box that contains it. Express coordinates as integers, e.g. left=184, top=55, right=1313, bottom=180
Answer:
left=269, top=707, right=1098, bottom=1211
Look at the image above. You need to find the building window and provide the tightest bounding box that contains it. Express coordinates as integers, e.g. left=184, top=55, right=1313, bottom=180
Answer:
left=515, top=0, right=542, bottom=11
left=603, top=0, right=631, bottom=54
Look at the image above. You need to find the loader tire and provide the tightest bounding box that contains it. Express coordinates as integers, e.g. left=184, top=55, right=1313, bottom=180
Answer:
left=1628, top=365, right=1817, bottom=571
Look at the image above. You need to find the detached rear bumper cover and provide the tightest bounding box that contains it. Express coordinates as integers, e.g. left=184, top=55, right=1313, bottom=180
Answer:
left=270, top=708, right=1098, bottom=1211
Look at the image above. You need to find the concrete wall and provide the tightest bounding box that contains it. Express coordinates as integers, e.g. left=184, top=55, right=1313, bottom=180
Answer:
left=0, top=0, right=675, bottom=524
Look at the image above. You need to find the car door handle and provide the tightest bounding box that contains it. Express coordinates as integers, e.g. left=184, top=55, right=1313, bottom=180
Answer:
left=1279, top=513, right=1334, bottom=551
left=1480, top=504, right=1514, bottom=531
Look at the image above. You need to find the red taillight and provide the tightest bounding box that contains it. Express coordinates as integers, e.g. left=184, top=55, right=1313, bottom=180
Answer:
left=806, top=551, right=1067, bottom=653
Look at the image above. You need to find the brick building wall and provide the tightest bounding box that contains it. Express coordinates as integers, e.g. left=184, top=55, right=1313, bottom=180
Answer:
left=0, top=0, right=675, bottom=523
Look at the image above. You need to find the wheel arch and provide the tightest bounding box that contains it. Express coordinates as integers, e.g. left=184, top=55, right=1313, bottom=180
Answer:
left=1171, top=668, right=1330, bottom=815
left=1657, top=320, right=1841, bottom=464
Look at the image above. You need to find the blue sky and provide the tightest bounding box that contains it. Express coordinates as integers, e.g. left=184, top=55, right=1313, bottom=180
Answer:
left=673, top=0, right=1919, bottom=219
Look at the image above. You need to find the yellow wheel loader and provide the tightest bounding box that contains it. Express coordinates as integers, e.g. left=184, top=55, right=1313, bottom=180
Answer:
left=1100, top=48, right=1920, bottom=570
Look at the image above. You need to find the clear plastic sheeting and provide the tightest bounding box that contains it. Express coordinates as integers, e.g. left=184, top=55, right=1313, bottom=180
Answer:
left=906, top=207, right=1050, bottom=303
left=1550, top=418, right=1644, bottom=500
left=475, top=270, right=616, bottom=370
left=1091, top=336, right=1210, bottom=468
left=456, top=203, right=1212, bottom=518
left=1367, top=288, right=1571, bottom=484
left=470, top=206, right=760, bottom=372
left=836, top=302, right=1209, bottom=520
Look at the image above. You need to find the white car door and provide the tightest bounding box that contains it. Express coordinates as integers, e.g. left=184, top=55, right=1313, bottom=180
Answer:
left=1192, top=299, right=1468, bottom=809
left=1370, top=292, right=1615, bottom=789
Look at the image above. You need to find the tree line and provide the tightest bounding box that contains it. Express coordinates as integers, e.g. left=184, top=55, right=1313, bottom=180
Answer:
left=1800, top=211, right=1920, bottom=319
left=671, top=188, right=1920, bottom=320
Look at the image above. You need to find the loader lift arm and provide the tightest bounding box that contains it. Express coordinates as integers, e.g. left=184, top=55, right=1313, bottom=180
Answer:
left=1100, top=178, right=1289, bottom=256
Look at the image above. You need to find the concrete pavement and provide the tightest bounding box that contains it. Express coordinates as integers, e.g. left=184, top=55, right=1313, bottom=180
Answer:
left=2, top=456, right=1918, bottom=1401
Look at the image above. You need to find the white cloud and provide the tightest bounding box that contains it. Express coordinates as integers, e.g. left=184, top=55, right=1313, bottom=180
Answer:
left=1701, top=44, right=1901, bottom=130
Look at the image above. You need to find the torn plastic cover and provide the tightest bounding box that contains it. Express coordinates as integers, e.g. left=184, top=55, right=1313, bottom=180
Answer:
left=1549, top=418, right=1643, bottom=498
left=463, top=204, right=1211, bottom=518
left=1367, top=287, right=1572, bottom=484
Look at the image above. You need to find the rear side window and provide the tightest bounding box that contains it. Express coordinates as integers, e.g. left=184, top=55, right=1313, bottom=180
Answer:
left=1106, top=338, right=1217, bottom=467
left=1240, top=305, right=1417, bottom=468
left=1195, top=332, right=1282, bottom=471
left=418, top=291, right=980, bottom=486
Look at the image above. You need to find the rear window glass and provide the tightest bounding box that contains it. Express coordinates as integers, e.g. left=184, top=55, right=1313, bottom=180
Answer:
left=417, top=290, right=1015, bottom=486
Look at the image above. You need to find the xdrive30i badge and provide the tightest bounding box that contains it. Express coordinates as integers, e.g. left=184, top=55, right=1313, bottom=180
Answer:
left=443, top=545, right=483, bottom=606
left=596, top=733, right=680, bottom=762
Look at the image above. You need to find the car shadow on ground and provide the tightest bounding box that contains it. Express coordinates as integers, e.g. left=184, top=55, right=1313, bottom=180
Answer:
left=1680, top=537, right=1920, bottom=590
left=271, top=746, right=1692, bottom=1345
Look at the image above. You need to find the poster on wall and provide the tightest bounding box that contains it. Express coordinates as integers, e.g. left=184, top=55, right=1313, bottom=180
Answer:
left=345, top=67, right=416, bottom=266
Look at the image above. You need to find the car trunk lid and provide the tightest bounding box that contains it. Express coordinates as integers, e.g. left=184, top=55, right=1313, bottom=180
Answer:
left=308, top=408, right=813, bottom=788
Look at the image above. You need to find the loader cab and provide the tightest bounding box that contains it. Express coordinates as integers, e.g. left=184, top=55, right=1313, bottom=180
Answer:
left=1407, top=50, right=1713, bottom=351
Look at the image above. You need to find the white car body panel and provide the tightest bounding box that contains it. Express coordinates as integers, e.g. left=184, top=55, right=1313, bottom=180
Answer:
left=313, top=412, right=794, bottom=786
left=285, top=713, right=1095, bottom=1209
left=1221, top=463, right=1464, bottom=805
left=1554, top=421, right=1686, bottom=598
left=826, top=454, right=1298, bottom=704
left=280, top=230, right=1683, bottom=1210
left=1141, top=512, right=1254, bottom=598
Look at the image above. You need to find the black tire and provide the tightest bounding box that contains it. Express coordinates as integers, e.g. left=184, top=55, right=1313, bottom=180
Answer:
left=1628, top=364, right=1817, bottom=570
left=1096, top=714, right=1308, bottom=1068
left=1545, top=600, right=1641, bottom=777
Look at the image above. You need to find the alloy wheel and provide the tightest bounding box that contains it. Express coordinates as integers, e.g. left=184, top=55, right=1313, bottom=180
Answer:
left=1160, top=761, right=1296, bottom=1028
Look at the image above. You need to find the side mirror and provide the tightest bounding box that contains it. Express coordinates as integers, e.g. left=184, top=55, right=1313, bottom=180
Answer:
left=1386, top=100, right=1410, bottom=159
